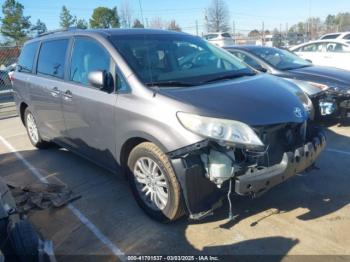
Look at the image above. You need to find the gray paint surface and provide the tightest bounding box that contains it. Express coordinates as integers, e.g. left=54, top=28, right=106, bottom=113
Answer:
left=13, top=29, right=308, bottom=169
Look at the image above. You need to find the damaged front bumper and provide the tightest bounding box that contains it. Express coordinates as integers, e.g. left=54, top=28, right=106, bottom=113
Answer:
left=235, top=132, right=326, bottom=197
left=170, top=130, right=326, bottom=220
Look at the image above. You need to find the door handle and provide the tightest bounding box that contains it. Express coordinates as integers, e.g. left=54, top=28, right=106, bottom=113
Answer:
left=63, top=90, right=73, bottom=101
left=50, top=87, right=61, bottom=97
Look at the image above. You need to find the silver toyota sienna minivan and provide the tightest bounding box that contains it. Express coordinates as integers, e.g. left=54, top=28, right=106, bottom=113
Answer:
left=12, top=29, right=325, bottom=222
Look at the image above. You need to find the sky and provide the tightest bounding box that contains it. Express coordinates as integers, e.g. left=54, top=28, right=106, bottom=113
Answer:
left=3, top=0, right=350, bottom=35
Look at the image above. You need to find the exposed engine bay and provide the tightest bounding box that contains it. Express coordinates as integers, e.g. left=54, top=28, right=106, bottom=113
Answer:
left=169, top=123, right=326, bottom=220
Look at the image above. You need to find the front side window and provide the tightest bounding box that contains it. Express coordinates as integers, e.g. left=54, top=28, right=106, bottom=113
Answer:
left=111, top=34, right=253, bottom=86
left=344, top=34, right=350, bottom=40
left=18, top=41, right=39, bottom=73
left=301, top=43, right=324, bottom=52
left=70, top=38, right=111, bottom=86
left=249, top=47, right=312, bottom=71
left=37, top=39, right=68, bottom=79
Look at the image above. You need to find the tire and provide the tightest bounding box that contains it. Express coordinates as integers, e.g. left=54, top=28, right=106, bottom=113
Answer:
left=9, top=220, right=40, bottom=262
left=127, top=142, right=185, bottom=222
left=24, top=108, right=51, bottom=149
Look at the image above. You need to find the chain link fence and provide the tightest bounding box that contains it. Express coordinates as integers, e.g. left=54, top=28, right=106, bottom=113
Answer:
left=0, top=46, right=21, bottom=119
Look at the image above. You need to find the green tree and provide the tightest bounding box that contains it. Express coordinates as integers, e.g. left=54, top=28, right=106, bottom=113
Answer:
left=31, top=19, right=47, bottom=35
left=132, top=19, right=144, bottom=28
left=0, top=0, right=31, bottom=44
left=76, top=19, right=88, bottom=29
left=167, top=20, right=181, bottom=31
left=248, top=29, right=260, bottom=37
left=60, top=5, right=76, bottom=29
left=325, top=15, right=336, bottom=28
left=336, top=12, right=350, bottom=31
left=90, top=7, right=120, bottom=28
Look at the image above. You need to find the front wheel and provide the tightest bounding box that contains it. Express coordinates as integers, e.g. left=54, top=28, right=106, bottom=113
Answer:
left=127, top=142, right=185, bottom=222
left=24, top=108, right=51, bottom=149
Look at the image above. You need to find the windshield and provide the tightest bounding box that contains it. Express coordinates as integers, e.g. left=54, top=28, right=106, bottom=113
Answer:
left=111, top=34, right=254, bottom=86
left=249, top=47, right=312, bottom=71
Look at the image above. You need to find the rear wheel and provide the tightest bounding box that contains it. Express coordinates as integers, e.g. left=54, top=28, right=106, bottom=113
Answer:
left=24, top=108, right=51, bottom=149
left=127, top=142, right=185, bottom=222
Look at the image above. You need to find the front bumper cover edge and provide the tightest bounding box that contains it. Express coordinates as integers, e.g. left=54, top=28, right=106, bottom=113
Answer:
left=235, top=131, right=326, bottom=197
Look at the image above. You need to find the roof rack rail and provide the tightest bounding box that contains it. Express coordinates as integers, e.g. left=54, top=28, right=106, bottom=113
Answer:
left=37, top=27, right=81, bottom=37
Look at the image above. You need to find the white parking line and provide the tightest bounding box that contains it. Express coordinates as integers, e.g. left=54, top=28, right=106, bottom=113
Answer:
left=326, top=148, right=350, bottom=156
left=0, top=135, right=126, bottom=261
left=3, top=132, right=27, bottom=139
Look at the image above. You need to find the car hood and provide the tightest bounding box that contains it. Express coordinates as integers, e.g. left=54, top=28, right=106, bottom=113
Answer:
left=157, top=74, right=308, bottom=126
left=285, top=66, right=350, bottom=89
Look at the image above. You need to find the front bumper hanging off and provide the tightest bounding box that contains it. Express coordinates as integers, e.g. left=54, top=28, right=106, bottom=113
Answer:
left=235, top=132, right=326, bottom=197
left=170, top=131, right=326, bottom=220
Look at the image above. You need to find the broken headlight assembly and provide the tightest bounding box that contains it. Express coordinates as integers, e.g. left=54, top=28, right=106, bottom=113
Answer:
left=177, top=112, right=264, bottom=148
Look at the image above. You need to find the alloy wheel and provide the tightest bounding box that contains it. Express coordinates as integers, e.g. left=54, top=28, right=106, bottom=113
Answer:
left=133, top=157, right=169, bottom=211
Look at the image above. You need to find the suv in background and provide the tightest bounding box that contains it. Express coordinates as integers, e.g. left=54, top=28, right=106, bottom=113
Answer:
left=319, top=32, right=350, bottom=40
left=13, top=29, right=325, bottom=222
left=203, top=32, right=234, bottom=47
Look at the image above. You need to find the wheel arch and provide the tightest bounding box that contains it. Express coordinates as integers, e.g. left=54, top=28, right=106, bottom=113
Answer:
left=19, top=102, right=28, bottom=125
left=119, top=133, right=169, bottom=171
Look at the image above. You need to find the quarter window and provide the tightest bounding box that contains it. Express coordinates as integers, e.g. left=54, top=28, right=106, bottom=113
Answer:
left=18, top=42, right=39, bottom=73
left=70, top=38, right=110, bottom=86
left=37, top=39, right=68, bottom=79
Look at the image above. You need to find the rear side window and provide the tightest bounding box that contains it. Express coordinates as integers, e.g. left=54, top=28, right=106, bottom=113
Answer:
left=69, top=38, right=110, bottom=86
left=37, top=39, right=68, bottom=79
left=18, top=42, right=39, bottom=73
left=221, top=33, right=231, bottom=38
left=204, top=34, right=218, bottom=40
left=321, top=34, right=340, bottom=40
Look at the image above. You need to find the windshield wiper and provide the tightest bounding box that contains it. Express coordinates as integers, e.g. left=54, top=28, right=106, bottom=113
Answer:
left=146, top=81, right=195, bottom=87
left=282, top=65, right=312, bottom=71
left=203, top=72, right=256, bottom=84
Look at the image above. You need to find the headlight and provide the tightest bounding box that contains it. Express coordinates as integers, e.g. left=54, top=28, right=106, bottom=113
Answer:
left=284, top=78, right=329, bottom=96
left=177, top=112, right=264, bottom=148
left=306, top=81, right=329, bottom=91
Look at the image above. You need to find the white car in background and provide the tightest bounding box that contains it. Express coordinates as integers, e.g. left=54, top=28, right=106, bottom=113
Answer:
left=290, top=40, right=350, bottom=71
left=319, top=32, right=350, bottom=40
left=203, top=32, right=234, bottom=47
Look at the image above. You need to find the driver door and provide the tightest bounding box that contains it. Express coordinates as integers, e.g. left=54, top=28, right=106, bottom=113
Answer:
left=62, top=37, right=118, bottom=170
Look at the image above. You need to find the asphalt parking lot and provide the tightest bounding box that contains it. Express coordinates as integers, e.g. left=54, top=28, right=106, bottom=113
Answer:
left=1, top=116, right=350, bottom=260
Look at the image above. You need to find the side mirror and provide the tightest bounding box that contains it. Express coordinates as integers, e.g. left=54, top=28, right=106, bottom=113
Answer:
left=257, top=66, right=268, bottom=73
left=88, top=70, right=107, bottom=89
